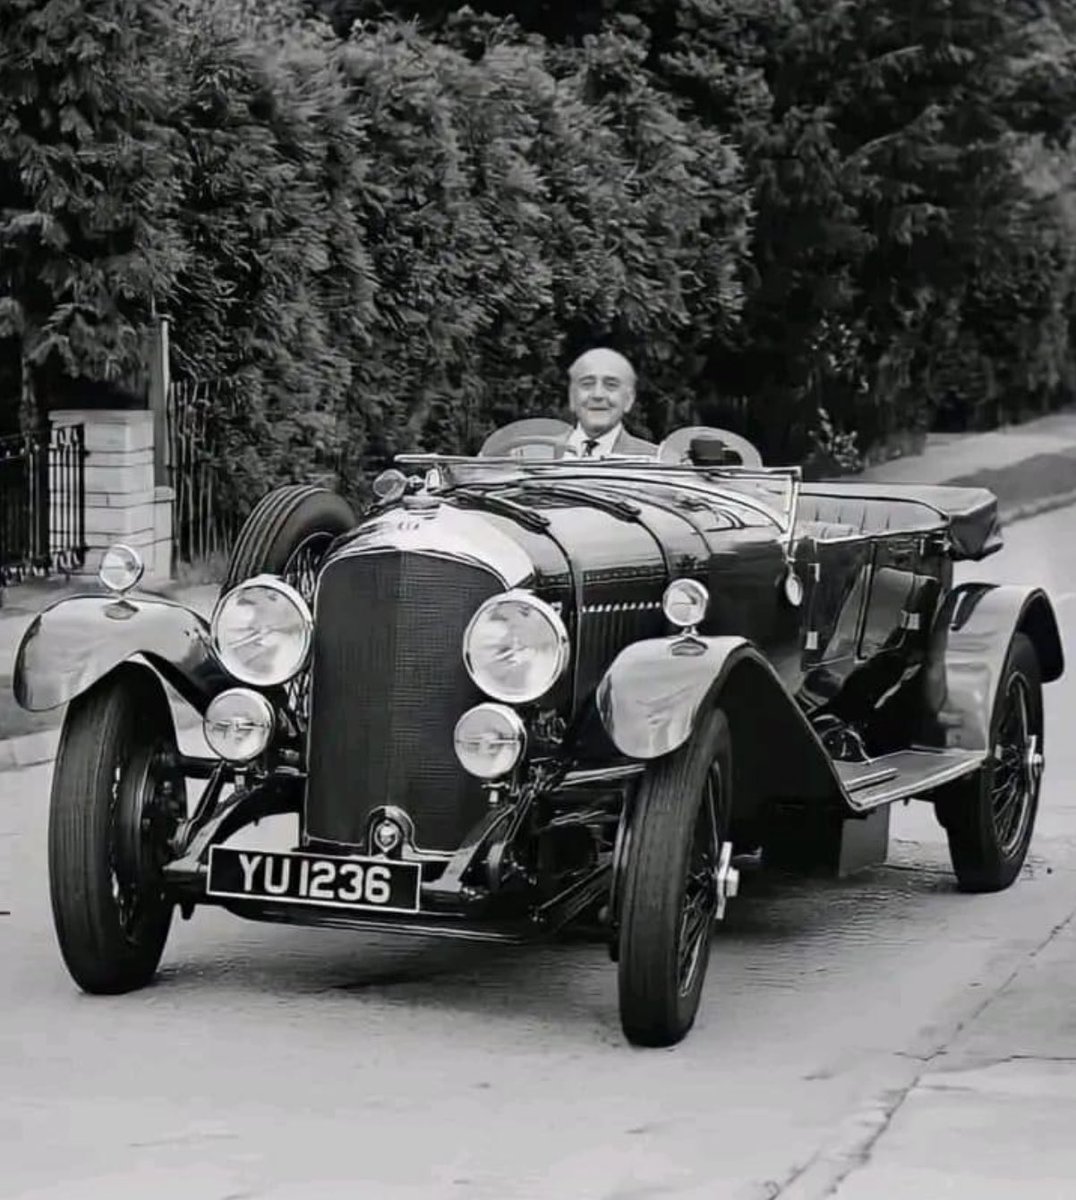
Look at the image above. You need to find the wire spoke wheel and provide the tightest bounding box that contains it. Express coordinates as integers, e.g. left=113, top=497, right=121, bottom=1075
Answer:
left=280, top=532, right=336, bottom=728
left=990, top=676, right=1040, bottom=857
left=282, top=532, right=333, bottom=607
left=108, top=742, right=179, bottom=943
left=616, top=707, right=733, bottom=1047
left=933, top=632, right=1044, bottom=894
left=677, top=765, right=721, bottom=997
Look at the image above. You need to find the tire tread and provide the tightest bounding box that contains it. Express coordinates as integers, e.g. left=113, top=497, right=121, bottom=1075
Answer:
left=48, top=665, right=176, bottom=994
left=617, top=708, right=731, bottom=1047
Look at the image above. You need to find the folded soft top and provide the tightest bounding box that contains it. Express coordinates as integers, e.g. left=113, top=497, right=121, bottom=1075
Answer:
left=797, top=482, right=1001, bottom=561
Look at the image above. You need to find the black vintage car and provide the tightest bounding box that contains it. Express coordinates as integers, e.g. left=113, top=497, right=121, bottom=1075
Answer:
left=14, top=421, right=1065, bottom=1046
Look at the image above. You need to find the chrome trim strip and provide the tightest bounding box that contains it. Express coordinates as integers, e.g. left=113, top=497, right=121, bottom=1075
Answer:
left=581, top=601, right=663, bottom=616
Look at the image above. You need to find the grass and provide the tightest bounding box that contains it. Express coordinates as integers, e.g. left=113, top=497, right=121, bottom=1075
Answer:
left=171, top=551, right=228, bottom=589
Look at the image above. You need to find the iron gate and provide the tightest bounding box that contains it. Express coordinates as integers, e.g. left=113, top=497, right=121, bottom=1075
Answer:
left=0, top=421, right=86, bottom=585
left=165, top=377, right=245, bottom=564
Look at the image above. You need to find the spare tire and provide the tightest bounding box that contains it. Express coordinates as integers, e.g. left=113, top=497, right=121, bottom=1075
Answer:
left=219, top=484, right=357, bottom=729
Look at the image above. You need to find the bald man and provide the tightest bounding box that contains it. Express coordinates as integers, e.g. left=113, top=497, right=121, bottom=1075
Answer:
left=562, top=348, right=658, bottom=458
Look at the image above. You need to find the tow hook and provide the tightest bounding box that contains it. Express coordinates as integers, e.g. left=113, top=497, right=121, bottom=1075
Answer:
left=715, top=841, right=739, bottom=921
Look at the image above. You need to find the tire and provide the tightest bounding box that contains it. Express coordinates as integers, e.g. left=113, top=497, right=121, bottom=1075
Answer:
left=616, top=706, right=732, bottom=1047
left=932, top=632, right=1044, bottom=893
left=222, top=484, right=357, bottom=601
left=47, top=664, right=187, bottom=994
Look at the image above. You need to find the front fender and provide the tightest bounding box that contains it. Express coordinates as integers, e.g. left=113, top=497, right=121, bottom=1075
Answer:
left=13, top=593, right=233, bottom=713
left=595, top=635, right=751, bottom=760
left=593, top=635, right=845, bottom=812
left=921, top=583, right=1064, bottom=752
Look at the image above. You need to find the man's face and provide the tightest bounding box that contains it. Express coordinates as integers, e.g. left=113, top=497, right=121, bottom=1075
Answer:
left=568, top=351, right=635, bottom=437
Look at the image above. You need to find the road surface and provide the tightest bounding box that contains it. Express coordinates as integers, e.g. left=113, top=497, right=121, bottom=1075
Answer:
left=2, top=504, right=1075, bottom=1200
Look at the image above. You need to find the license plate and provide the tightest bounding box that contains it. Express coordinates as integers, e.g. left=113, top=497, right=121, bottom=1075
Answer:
left=206, top=847, right=421, bottom=914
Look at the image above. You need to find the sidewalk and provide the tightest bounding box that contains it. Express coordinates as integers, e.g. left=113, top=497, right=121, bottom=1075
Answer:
left=3, top=406, right=1076, bottom=774
left=822, top=917, right=1076, bottom=1199
left=855, top=408, right=1076, bottom=524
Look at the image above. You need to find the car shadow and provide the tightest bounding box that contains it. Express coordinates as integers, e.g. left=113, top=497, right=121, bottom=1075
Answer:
left=150, top=854, right=982, bottom=1046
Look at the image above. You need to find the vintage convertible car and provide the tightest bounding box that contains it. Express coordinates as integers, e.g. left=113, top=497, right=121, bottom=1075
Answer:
left=14, top=420, right=1064, bottom=1046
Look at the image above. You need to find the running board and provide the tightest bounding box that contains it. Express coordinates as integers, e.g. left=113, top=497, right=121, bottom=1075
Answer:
left=838, top=747, right=983, bottom=813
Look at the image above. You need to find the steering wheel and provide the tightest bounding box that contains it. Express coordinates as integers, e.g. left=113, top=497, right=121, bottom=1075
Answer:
left=658, top=425, right=763, bottom=468
left=479, top=418, right=573, bottom=459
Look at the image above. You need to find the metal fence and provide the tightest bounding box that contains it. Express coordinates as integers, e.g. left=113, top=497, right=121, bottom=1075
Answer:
left=165, top=377, right=245, bottom=564
left=0, top=421, right=86, bottom=585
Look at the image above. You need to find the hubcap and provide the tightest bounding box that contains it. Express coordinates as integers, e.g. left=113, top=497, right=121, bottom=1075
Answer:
left=109, top=741, right=183, bottom=941
left=991, top=675, right=1041, bottom=857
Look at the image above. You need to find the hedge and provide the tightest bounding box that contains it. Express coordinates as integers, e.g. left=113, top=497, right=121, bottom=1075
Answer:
left=3, top=0, right=1076, bottom=519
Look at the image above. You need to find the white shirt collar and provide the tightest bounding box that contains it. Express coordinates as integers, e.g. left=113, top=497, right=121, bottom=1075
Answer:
left=566, top=422, right=622, bottom=458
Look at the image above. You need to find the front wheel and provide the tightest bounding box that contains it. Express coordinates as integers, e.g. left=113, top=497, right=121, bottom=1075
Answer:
left=616, top=707, right=733, bottom=1047
left=47, top=664, right=187, bottom=994
left=932, top=632, right=1044, bottom=893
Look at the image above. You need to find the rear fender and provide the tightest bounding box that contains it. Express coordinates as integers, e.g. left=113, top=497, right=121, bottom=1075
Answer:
left=13, top=594, right=233, bottom=713
left=591, top=636, right=845, bottom=817
left=920, top=583, right=1064, bottom=752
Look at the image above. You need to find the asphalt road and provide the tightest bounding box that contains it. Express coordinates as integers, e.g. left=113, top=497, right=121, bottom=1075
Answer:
left=2, top=504, right=1075, bottom=1200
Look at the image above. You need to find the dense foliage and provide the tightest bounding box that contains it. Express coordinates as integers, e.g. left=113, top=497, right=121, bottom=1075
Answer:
left=3, top=0, right=1076, bottom=526
left=0, top=0, right=187, bottom=430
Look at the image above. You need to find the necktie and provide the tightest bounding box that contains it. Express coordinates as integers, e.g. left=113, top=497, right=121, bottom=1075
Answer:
left=583, top=438, right=599, bottom=457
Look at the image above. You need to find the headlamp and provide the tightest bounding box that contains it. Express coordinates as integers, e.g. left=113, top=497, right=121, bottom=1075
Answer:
left=98, top=543, right=144, bottom=595
left=454, top=703, right=527, bottom=779
left=662, top=579, right=710, bottom=630
left=462, top=590, right=569, bottom=704
left=211, top=575, right=313, bottom=687
left=203, top=688, right=275, bottom=762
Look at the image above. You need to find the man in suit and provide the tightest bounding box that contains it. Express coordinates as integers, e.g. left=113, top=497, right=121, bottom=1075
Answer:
left=561, top=348, right=658, bottom=458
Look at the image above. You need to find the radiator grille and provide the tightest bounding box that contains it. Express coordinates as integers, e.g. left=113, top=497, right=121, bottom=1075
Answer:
left=304, top=551, right=502, bottom=848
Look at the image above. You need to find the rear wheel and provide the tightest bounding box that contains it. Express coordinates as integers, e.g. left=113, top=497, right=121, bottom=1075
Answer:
left=932, top=632, right=1044, bottom=893
left=48, top=664, right=187, bottom=994
left=222, top=484, right=356, bottom=724
left=616, top=707, right=733, bottom=1047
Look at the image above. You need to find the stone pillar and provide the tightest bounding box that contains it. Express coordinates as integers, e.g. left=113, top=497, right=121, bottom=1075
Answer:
left=50, top=409, right=174, bottom=582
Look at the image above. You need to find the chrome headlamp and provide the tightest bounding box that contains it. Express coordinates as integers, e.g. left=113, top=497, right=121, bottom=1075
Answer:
left=211, top=575, right=313, bottom=687
left=98, top=543, right=145, bottom=595
left=454, top=703, right=527, bottom=780
left=462, top=590, right=569, bottom=704
left=663, top=578, right=710, bottom=629
left=203, top=688, right=275, bottom=763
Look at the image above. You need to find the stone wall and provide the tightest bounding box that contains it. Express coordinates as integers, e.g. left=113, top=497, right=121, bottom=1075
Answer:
left=50, top=409, right=173, bottom=582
